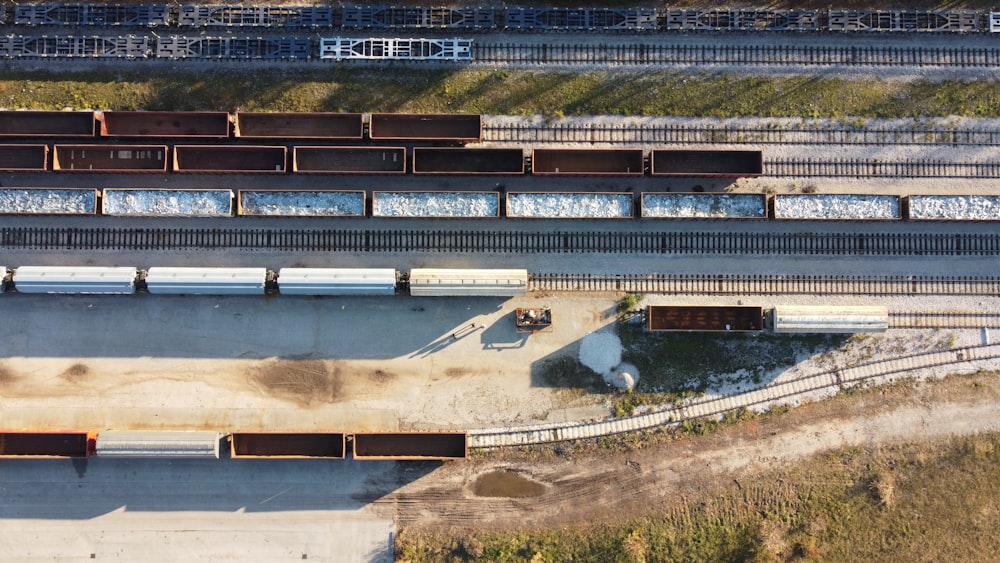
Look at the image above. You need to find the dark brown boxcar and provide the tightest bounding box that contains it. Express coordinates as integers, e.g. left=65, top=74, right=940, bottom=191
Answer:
left=412, top=148, right=524, bottom=174
left=231, top=433, right=346, bottom=459
left=53, top=145, right=168, bottom=172
left=0, top=145, right=48, bottom=171
left=647, top=305, right=765, bottom=332
left=0, top=431, right=94, bottom=457
left=0, top=111, right=96, bottom=137
left=532, top=149, right=643, bottom=175
left=293, top=146, right=406, bottom=174
left=651, top=150, right=763, bottom=177
left=100, top=111, right=230, bottom=137
left=174, top=145, right=287, bottom=173
left=234, top=112, right=364, bottom=139
left=353, top=432, right=468, bottom=460
left=369, top=113, right=481, bottom=142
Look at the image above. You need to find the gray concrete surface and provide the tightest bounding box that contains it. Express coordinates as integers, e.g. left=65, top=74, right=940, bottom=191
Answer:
left=0, top=456, right=405, bottom=562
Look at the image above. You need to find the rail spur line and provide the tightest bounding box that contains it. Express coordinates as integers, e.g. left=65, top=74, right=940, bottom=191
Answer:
left=483, top=123, right=1000, bottom=147
left=765, top=158, right=1000, bottom=178
left=890, top=312, right=1000, bottom=328
left=531, top=274, right=1000, bottom=296
left=4, top=228, right=1000, bottom=257
left=473, top=42, right=1000, bottom=67
left=469, top=343, right=1000, bottom=448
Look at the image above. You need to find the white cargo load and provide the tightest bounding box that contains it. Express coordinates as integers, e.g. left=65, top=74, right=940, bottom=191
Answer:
left=277, top=268, right=397, bottom=296
left=102, top=188, right=233, bottom=217
left=13, top=266, right=137, bottom=294
left=409, top=268, right=528, bottom=297
left=145, top=267, right=267, bottom=295
left=773, top=305, right=889, bottom=334
left=96, top=431, right=221, bottom=459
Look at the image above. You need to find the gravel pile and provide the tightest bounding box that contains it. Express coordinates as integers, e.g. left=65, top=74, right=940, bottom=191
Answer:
left=0, top=188, right=96, bottom=215
left=774, top=194, right=900, bottom=220
left=103, top=189, right=233, bottom=217
left=909, top=195, right=1000, bottom=221
left=642, top=193, right=765, bottom=219
left=239, top=190, right=364, bottom=217
left=507, top=192, right=633, bottom=218
left=372, top=191, right=498, bottom=218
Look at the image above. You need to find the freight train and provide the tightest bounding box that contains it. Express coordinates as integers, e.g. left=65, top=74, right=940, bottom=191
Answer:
left=2, top=4, right=999, bottom=33
left=0, top=430, right=469, bottom=460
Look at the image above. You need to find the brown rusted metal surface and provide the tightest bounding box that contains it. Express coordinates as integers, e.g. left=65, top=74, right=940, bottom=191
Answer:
left=0, top=111, right=96, bottom=137
left=369, top=113, right=481, bottom=142
left=100, top=111, right=230, bottom=137
left=647, top=305, right=765, bottom=332
left=293, top=146, right=405, bottom=173
left=231, top=433, right=346, bottom=459
left=0, top=145, right=48, bottom=170
left=651, top=150, right=763, bottom=177
left=174, top=145, right=287, bottom=173
left=413, top=148, right=524, bottom=174
left=53, top=145, right=168, bottom=172
left=353, top=432, right=468, bottom=460
left=532, top=149, right=643, bottom=175
left=234, top=112, right=363, bottom=139
left=0, top=432, right=93, bottom=457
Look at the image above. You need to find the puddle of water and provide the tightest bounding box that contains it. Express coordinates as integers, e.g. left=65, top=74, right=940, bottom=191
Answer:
left=473, top=470, right=545, bottom=498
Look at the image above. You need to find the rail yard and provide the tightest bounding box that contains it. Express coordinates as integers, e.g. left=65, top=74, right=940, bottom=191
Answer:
left=2, top=2, right=1000, bottom=560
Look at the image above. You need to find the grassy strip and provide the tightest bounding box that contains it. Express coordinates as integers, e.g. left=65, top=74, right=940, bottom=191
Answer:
left=397, top=432, right=1000, bottom=561
left=3, top=69, right=1000, bottom=118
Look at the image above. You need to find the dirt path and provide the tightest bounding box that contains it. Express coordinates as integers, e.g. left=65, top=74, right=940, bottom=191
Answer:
left=375, top=373, right=1000, bottom=530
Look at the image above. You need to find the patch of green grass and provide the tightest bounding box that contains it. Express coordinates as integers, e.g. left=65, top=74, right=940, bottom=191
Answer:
left=397, top=432, right=1000, bottom=562
left=5, top=69, right=1000, bottom=118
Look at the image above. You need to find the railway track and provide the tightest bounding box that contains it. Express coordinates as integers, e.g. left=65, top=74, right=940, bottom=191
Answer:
left=473, top=42, right=1000, bottom=67
left=4, top=227, right=1000, bottom=257
left=889, top=312, right=1000, bottom=328
left=764, top=158, right=1000, bottom=178
left=469, top=343, right=1000, bottom=448
left=483, top=123, right=1000, bottom=147
left=532, top=274, right=1000, bottom=296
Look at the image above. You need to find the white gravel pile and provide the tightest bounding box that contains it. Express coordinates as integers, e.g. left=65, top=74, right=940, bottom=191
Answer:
left=774, top=194, right=901, bottom=220
left=908, top=195, right=1000, bottom=221
left=579, top=330, right=639, bottom=391
left=103, top=189, right=233, bottom=217
left=0, top=188, right=96, bottom=215
left=372, top=191, right=498, bottom=218
left=239, top=190, right=365, bottom=217
left=642, top=193, right=766, bottom=218
left=507, top=192, right=633, bottom=218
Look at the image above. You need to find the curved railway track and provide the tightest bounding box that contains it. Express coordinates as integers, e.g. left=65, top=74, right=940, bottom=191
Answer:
left=483, top=123, right=1000, bottom=147
left=469, top=343, right=1000, bottom=448
left=473, top=42, right=1000, bottom=67
left=532, top=274, right=1000, bottom=296
left=4, top=227, right=1000, bottom=257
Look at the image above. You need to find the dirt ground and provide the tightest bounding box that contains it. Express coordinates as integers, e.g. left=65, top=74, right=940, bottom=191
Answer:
left=375, top=370, right=1000, bottom=531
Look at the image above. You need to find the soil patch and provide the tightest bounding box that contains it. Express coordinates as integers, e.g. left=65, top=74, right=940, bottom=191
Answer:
left=248, top=359, right=344, bottom=407
left=59, top=363, right=89, bottom=383
left=473, top=471, right=546, bottom=498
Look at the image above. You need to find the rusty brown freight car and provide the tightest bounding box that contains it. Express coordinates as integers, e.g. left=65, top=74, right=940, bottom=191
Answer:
left=230, top=433, right=346, bottom=459
left=293, top=146, right=406, bottom=173
left=0, top=145, right=48, bottom=171
left=651, top=150, right=763, bottom=177
left=369, top=113, right=481, bottom=142
left=352, top=432, right=468, bottom=460
left=100, top=111, right=230, bottom=138
left=647, top=305, right=765, bottom=332
left=174, top=145, right=287, bottom=173
left=0, top=431, right=95, bottom=458
left=53, top=145, right=168, bottom=172
left=0, top=111, right=96, bottom=137
left=412, top=148, right=524, bottom=174
left=234, top=112, right=364, bottom=139
left=532, top=149, right=644, bottom=175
